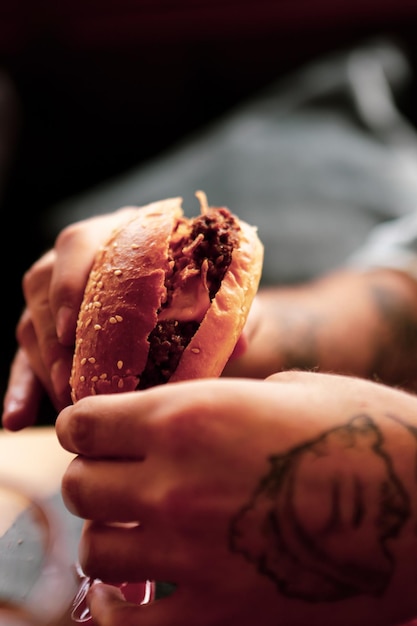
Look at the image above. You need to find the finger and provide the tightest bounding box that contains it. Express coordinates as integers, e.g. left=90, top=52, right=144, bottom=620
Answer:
left=2, top=348, right=44, bottom=430
left=56, top=390, right=159, bottom=457
left=87, top=582, right=184, bottom=626
left=16, top=307, right=72, bottom=410
left=22, top=251, right=74, bottom=405
left=61, top=456, right=155, bottom=523
left=56, top=377, right=270, bottom=460
left=50, top=208, right=140, bottom=346
left=87, top=584, right=141, bottom=626
left=57, top=376, right=275, bottom=459
left=22, top=250, right=59, bottom=366
left=16, top=309, right=50, bottom=386
left=79, top=521, right=182, bottom=584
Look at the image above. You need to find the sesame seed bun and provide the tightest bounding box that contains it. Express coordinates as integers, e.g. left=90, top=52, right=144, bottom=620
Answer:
left=70, top=192, right=263, bottom=401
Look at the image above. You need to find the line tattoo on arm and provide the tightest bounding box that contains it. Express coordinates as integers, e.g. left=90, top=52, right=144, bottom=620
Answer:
left=229, top=414, right=411, bottom=602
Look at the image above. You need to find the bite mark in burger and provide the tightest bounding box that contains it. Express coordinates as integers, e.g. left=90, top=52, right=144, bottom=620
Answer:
left=70, top=191, right=263, bottom=402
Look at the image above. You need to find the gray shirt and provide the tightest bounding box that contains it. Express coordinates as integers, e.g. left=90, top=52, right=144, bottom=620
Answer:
left=45, top=39, right=417, bottom=286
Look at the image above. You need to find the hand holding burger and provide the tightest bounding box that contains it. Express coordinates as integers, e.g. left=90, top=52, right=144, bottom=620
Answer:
left=2, top=192, right=263, bottom=429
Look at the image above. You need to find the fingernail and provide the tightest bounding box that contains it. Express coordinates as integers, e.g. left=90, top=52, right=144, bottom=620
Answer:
left=56, top=305, right=73, bottom=341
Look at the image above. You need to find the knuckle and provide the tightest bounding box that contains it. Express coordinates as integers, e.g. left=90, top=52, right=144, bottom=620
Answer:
left=22, top=266, right=38, bottom=300
left=65, top=401, right=97, bottom=454
left=54, top=221, right=83, bottom=250
left=159, top=483, right=192, bottom=525
left=15, top=309, right=32, bottom=345
left=22, top=250, right=55, bottom=300
left=79, top=527, right=102, bottom=574
left=61, top=458, right=84, bottom=515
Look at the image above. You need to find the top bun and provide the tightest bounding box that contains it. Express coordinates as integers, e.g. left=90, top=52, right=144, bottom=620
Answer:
left=70, top=193, right=263, bottom=401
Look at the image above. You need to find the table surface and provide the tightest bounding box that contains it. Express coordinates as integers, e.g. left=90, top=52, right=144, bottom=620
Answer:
left=0, top=426, right=74, bottom=497
left=0, top=426, right=83, bottom=625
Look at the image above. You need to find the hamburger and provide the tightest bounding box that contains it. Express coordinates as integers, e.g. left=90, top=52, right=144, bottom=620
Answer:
left=70, top=191, right=263, bottom=402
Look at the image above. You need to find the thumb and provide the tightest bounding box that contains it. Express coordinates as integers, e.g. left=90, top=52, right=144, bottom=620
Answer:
left=87, top=583, right=138, bottom=625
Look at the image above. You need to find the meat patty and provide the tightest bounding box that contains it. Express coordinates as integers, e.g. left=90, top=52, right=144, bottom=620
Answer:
left=138, top=208, right=241, bottom=389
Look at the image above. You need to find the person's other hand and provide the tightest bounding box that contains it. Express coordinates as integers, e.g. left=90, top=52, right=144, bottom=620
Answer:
left=57, top=372, right=417, bottom=626
left=2, top=208, right=139, bottom=430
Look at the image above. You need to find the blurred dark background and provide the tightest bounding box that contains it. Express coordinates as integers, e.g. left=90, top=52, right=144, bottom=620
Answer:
left=1, top=0, right=417, bottom=408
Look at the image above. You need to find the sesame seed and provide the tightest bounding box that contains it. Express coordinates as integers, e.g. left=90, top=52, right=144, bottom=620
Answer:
left=117, top=379, right=124, bottom=389
left=114, top=269, right=122, bottom=276
left=191, top=348, right=200, bottom=354
left=100, top=373, right=108, bottom=379
left=81, top=358, right=87, bottom=365
left=109, top=317, right=117, bottom=324
left=97, top=281, right=103, bottom=289
left=115, top=315, right=123, bottom=322
left=88, top=357, right=96, bottom=363
left=131, top=243, right=139, bottom=249
left=80, top=375, right=85, bottom=382
left=94, top=324, right=102, bottom=331
left=91, top=376, right=98, bottom=382
left=117, top=360, right=123, bottom=370
left=94, top=301, right=102, bottom=308
left=85, top=318, right=92, bottom=328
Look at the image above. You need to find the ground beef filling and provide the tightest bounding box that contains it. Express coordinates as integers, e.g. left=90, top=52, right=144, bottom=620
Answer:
left=137, top=208, right=240, bottom=389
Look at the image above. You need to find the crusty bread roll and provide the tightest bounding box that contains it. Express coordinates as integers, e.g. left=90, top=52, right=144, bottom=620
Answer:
left=70, top=192, right=263, bottom=401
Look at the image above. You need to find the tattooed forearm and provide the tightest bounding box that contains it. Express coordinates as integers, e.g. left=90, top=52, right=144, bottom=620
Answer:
left=229, top=414, right=411, bottom=603
left=369, top=283, right=417, bottom=388
left=276, top=310, right=322, bottom=372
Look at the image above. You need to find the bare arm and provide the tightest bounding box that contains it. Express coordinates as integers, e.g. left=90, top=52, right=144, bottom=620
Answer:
left=225, top=267, right=417, bottom=392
